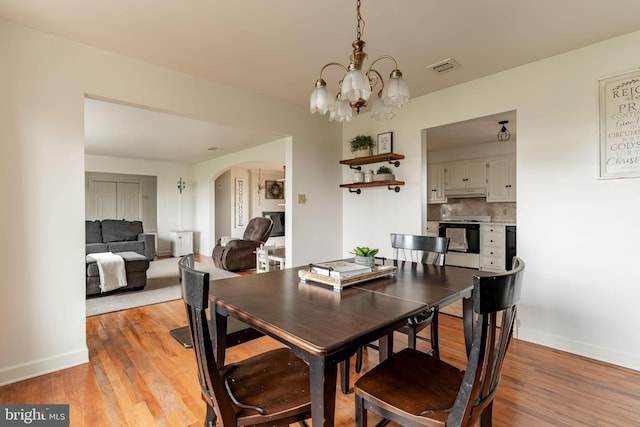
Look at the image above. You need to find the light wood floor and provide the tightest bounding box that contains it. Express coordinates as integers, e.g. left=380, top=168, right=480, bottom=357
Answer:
left=2, top=262, right=640, bottom=426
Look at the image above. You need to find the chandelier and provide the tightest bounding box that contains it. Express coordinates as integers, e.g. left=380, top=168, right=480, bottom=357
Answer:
left=309, top=0, right=410, bottom=122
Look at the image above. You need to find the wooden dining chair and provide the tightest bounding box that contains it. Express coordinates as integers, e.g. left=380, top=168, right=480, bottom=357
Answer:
left=353, top=257, right=525, bottom=427
left=178, top=256, right=311, bottom=427
left=170, top=254, right=263, bottom=349
left=339, top=234, right=451, bottom=395
left=354, top=234, right=450, bottom=369
left=390, top=233, right=450, bottom=356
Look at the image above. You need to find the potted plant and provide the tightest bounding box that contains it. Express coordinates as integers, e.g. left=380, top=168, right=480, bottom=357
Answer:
left=349, top=135, right=375, bottom=158
left=373, top=165, right=395, bottom=181
left=351, top=246, right=379, bottom=267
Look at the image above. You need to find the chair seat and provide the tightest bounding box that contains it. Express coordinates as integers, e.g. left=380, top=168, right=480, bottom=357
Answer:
left=221, top=347, right=311, bottom=425
left=354, top=348, right=464, bottom=425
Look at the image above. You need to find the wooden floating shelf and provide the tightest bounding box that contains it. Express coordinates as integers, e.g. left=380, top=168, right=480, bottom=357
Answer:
left=340, top=153, right=405, bottom=168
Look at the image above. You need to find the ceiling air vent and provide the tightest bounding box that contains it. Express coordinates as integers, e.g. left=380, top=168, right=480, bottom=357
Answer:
left=427, top=58, right=461, bottom=75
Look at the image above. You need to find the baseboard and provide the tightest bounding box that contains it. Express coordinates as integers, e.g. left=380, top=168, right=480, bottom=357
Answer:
left=518, top=326, right=640, bottom=372
left=0, top=348, right=89, bottom=386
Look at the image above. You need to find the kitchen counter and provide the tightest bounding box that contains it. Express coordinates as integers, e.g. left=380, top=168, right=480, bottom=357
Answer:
left=485, top=221, right=516, bottom=226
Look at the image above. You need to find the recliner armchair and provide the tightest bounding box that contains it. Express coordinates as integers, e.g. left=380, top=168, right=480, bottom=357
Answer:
left=212, top=217, right=273, bottom=271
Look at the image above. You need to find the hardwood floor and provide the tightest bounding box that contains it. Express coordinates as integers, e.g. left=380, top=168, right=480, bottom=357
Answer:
left=2, top=261, right=640, bottom=426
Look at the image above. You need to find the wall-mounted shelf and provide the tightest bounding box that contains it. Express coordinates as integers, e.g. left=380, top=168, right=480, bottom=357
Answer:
left=340, top=152, right=405, bottom=194
left=340, top=180, right=405, bottom=194
left=340, top=153, right=404, bottom=170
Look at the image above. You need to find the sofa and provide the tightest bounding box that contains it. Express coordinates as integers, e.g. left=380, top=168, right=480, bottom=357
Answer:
left=86, top=251, right=150, bottom=296
left=85, top=219, right=155, bottom=260
left=85, top=219, right=155, bottom=296
left=212, top=217, right=273, bottom=271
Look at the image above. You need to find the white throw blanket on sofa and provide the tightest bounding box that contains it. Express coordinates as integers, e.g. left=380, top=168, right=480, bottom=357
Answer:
left=87, top=252, right=128, bottom=292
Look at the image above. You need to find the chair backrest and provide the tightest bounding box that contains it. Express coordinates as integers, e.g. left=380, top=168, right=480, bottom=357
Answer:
left=243, top=217, right=274, bottom=243
left=178, top=256, right=239, bottom=425
left=178, top=253, right=195, bottom=283
left=447, top=256, right=525, bottom=426
left=390, top=233, right=450, bottom=266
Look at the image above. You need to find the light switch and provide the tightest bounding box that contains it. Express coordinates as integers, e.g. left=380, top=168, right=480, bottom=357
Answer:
left=298, top=194, right=307, bottom=204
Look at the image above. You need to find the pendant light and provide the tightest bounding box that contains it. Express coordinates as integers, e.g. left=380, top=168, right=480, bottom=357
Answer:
left=309, top=0, right=410, bottom=121
left=497, top=120, right=511, bottom=142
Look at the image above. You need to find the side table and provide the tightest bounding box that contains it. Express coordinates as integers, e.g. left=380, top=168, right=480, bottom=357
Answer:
left=170, top=230, right=193, bottom=257
left=255, top=245, right=286, bottom=273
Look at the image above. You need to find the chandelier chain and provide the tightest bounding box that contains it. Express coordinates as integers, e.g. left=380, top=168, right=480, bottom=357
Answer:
left=356, top=0, right=364, bottom=40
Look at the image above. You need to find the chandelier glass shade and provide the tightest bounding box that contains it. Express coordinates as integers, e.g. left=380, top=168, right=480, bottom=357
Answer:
left=309, top=0, right=410, bottom=121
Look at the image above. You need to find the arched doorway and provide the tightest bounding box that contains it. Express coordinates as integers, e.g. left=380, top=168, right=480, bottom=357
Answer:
left=212, top=161, right=285, bottom=252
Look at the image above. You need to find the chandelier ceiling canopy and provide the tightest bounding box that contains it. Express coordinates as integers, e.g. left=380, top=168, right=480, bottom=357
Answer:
left=309, top=0, right=410, bottom=122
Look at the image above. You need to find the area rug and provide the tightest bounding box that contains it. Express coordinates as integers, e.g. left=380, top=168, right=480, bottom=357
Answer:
left=86, top=257, right=239, bottom=317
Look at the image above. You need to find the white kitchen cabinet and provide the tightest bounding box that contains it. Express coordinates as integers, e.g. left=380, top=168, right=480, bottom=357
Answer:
left=444, top=160, right=487, bottom=192
left=427, top=164, right=447, bottom=204
left=170, top=230, right=193, bottom=257
left=480, top=224, right=506, bottom=272
left=487, top=155, right=517, bottom=202
left=426, top=221, right=440, bottom=237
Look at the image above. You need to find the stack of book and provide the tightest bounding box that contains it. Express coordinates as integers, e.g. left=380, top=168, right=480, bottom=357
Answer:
left=310, top=261, right=372, bottom=279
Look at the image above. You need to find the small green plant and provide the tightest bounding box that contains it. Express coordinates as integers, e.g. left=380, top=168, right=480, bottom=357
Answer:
left=351, top=246, right=379, bottom=257
left=349, top=135, right=375, bottom=152
left=376, top=165, right=392, bottom=174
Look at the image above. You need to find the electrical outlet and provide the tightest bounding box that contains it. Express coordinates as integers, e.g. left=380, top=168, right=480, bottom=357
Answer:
left=298, top=194, right=307, bottom=204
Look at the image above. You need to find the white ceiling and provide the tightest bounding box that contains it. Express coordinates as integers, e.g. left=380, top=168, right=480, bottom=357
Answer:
left=427, top=110, right=517, bottom=151
left=84, top=97, right=284, bottom=163
left=2, top=0, right=639, bottom=160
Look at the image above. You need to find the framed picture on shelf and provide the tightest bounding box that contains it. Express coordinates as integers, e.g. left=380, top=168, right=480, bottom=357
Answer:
left=265, top=180, right=284, bottom=199
left=377, top=132, right=393, bottom=155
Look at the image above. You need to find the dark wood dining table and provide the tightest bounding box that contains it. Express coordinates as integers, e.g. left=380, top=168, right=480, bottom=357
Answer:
left=208, top=261, right=486, bottom=427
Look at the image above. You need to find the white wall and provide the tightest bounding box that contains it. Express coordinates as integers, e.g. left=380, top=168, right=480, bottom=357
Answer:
left=343, top=31, right=640, bottom=370
left=249, top=168, right=286, bottom=219
left=0, top=20, right=342, bottom=385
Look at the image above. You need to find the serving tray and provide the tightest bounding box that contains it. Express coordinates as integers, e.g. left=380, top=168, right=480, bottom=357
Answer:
left=298, top=265, right=397, bottom=291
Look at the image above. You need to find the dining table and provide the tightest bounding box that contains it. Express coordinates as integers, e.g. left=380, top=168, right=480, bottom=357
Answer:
left=207, top=260, right=488, bottom=427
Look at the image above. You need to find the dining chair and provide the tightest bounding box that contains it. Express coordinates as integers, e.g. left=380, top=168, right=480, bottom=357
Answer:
left=340, top=234, right=450, bottom=395
left=390, top=233, right=450, bottom=356
left=353, top=257, right=525, bottom=427
left=178, top=256, right=311, bottom=427
left=170, top=254, right=263, bottom=349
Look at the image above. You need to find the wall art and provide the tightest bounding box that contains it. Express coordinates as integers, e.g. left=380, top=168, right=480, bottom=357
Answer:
left=599, top=68, right=640, bottom=179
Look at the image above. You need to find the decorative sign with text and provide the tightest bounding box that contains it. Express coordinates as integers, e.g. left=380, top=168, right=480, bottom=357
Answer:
left=599, top=69, right=640, bottom=179
left=235, top=178, right=247, bottom=228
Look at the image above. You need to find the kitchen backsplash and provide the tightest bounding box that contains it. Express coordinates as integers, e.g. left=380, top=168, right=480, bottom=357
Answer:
left=427, top=198, right=516, bottom=222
